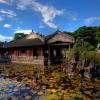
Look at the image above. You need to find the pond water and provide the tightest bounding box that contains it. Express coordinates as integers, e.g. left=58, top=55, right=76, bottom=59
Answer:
left=0, top=75, right=43, bottom=100
left=0, top=74, right=100, bottom=100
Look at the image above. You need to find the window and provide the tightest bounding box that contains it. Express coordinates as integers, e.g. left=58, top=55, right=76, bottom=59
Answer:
left=21, top=48, right=26, bottom=53
left=33, top=48, right=38, bottom=59
left=53, top=49, right=57, bottom=57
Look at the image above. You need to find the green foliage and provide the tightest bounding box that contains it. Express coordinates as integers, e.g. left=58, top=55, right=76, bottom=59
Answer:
left=73, top=40, right=95, bottom=55
left=85, top=51, right=96, bottom=60
left=71, top=26, right=100, bottom=53
left=74, top=26, right=98, bottom=47
left=95, top=52, right=100, bottom=62
left=13, top=33, right=28, bottom=40
left=83, top=42, right=95, bottom=51
left=64, top=32, right=74, bottom=36
left=96, top=28, right=100, bottom=42
left=85, top=51, right=100, bottom=62
left=0, top=41, right=4, bottom=45
left=66, top=49, right=74, bottom=61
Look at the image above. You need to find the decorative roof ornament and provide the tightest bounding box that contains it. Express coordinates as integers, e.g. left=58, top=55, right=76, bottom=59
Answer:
left=32, top=29, right=34, bottom=32
left=56, top=27, right=60, bottom=33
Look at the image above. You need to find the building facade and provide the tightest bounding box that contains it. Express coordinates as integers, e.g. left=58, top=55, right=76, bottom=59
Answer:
left=0, top=31, right=75, bottom=65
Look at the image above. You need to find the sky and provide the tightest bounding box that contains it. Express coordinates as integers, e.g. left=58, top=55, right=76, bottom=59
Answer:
left=0, top=0, right=100, bottom=41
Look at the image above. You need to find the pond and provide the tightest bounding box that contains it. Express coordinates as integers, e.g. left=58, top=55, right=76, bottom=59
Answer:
left=0, top=75, right=44, bottom=100
left=0, top=66, right=100, bottom=100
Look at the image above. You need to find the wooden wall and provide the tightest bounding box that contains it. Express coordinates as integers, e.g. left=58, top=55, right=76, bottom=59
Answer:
left=7, top=46, right=44, bottom=65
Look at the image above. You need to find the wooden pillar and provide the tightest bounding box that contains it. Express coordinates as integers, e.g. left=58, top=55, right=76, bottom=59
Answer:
left=39, top=47, right=44, bottom=65
left=27, top=47, right=32, bottom=56
left=69, top=43, right=71, bottom=51
left=48, top=45, right=51, bottom=65
left=39, top=47, right=42, bottom=59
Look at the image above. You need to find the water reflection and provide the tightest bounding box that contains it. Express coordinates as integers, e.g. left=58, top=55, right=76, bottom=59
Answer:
left=0, top=75, right=42, bottom=100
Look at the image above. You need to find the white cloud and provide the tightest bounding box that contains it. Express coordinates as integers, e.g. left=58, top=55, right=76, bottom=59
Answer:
left=0, top=0, right=13, bottom=5
left=0, top=34, right=12, bottom=42
left=15, top=30, right=32, bottom=34
left=17, top=0, right=33, bottom=10
left=85, top=17, right=100, bottom=23
left=72, top=17, right=77, bottom=21
left=0, top=9, right=16, bottom=18
left=0, top=0, right=9, bottom=4
left=32, top=1, right=63, bottom=29
left=14, top=26, right=21, bottom=31
left=17, top=0, right=76, bottom=29
left=0, top=16, right=3, bottom=22
left=4, top=24, right=11, bottom=28
left=39, top=24, right=45, bottom=29
left=17, top=0, right=64, bottom=29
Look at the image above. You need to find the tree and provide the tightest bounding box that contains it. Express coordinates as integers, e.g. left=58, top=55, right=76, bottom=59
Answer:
left=13, top=33, right=28, bottom=40
left=74, top=26, right=97, bottom=47
left=64, top=32, right=74, bottom=36
left=0, top=41, right=4, bottom=45
left=96, top=28, right=100, bottom=43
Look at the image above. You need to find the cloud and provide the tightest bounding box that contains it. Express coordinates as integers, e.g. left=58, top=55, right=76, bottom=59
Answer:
left=39, top=24, right=45, bottom=29
left=0, top=9, right=16, bottom=18
left=0, top=16, right=3, bottom=22
left=0, top=0, right=13, bottom=5
left=17, top=0, right=64, bottom=29
left=0, top=0, right=9, bottom=4
left=4, top=24, right=11, bottom=28
left=17, top=0, right=33, bottom=10
left=32, top=1, right=64, bottom=29
left=15, top=30, right=32, bottom=34
left=71, top=17, right=77, bottom=21
left=85, top=17, right=100, bottom=23
left=17, top=0, right=76, bottom=29
left=0, top=34, right=12, bottom=42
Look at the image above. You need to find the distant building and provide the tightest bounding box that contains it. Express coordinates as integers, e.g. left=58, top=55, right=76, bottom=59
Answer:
left=0, top=31, right=74, bottom=65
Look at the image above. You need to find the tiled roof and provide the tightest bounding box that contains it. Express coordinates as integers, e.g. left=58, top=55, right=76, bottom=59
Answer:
left=46, top=31, right=74, bottom=41
left=3, top=31, right=74, bottom=48
left=4, top=38, right=44, bottom=48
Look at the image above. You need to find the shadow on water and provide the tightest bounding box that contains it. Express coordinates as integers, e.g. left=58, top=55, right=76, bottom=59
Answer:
left=0, top=55, right=11, bottom=77
left=0, top=55, right=11, bottom=64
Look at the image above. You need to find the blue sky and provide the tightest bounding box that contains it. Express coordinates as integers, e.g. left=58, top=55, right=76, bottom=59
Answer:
left=0, top=0, right=100, bottom=41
